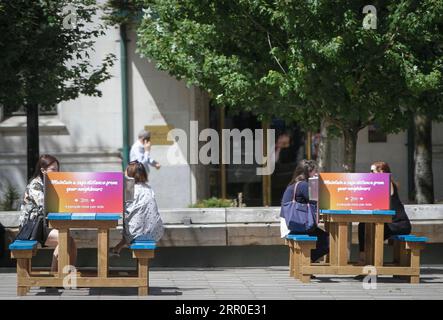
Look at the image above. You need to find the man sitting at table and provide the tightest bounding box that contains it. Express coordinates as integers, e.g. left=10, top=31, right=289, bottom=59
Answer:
left=357, top=161, right=412, bottom=265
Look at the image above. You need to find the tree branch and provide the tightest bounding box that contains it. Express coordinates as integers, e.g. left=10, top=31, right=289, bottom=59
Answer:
left=267, top=32, right=287, bottom=74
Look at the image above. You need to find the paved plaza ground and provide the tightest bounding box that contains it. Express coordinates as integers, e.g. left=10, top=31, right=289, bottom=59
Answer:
left=1, top=265, right=443, bottom=300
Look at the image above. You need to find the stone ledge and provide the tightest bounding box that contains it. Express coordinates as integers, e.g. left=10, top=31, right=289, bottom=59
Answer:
left=2, top=205, right=441, bottom=228
left=2, top=205, right=443, bottom=248
left=0, top=115, right=68, bottom=136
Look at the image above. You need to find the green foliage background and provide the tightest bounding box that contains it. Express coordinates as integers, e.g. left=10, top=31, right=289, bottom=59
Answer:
left=0, top=0, right=115, bottom=111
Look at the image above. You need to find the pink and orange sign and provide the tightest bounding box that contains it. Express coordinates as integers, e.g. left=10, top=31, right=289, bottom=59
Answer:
left=318, top=173, right=390, bottom=210
left=44, top=172, right=123, bottom=214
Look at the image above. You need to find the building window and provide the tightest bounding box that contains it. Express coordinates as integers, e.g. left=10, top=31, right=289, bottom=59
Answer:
left=2, top=104, right=58, bottom=118
left=208, top=102, right=307, bottom=206
left=368, top=123, right=387, bottom=143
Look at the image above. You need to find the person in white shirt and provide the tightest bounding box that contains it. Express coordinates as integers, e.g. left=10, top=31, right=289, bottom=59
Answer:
left=129, top=129, right=161, bottom=174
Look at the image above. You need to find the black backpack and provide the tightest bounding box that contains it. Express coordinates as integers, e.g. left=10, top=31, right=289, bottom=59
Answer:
left=15, top=215, right=47, bottom=246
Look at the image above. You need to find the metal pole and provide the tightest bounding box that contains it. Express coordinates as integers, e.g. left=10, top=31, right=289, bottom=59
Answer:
left=120, top=23, right=130, bottom=170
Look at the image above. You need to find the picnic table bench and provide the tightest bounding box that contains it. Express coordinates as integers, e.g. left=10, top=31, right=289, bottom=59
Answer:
left=286, top=209, right=427, bottom=283
left=9, top=213, right=156, bottom=296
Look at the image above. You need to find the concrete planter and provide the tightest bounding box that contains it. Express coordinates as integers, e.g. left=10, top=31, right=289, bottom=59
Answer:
left=1, top=205, right=443, bottom=248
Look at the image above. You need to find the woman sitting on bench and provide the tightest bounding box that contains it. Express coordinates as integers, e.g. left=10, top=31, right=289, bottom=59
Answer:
left=281, top=159, right=329, bottom=263
left=19, top=154, right=77, bottom=272
left=358, top=161, right=412, bottom=264
left=110, top=160, right=164, bottom=257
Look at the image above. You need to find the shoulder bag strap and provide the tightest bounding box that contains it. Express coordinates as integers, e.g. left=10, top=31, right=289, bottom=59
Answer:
left=292, top=181, right=301, bottom=202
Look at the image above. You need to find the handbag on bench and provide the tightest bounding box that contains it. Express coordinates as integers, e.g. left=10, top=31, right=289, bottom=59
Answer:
left=15, top=215, right=47, bottom=246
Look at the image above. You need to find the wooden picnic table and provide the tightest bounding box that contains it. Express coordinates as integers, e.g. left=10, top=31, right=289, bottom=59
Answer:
left=296, top=209, right=424, bottom=277
left=9, top=212, right=156, bottom=295
left=321, top=209, right=395, bottom=268
left=48, top=213, right=120, bottom=281
left=13, top=213, right=155, bottom=294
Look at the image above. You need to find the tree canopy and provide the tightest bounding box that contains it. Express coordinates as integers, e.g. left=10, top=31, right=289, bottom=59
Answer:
left=107, top=0, right=443, bottom=172
left=0, top=0, right=115, bottom=111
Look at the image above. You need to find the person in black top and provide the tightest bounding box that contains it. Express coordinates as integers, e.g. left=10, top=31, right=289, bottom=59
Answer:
left=281, top=159, right=329, bottom=262
left=358, top=161, right=412, bottom=264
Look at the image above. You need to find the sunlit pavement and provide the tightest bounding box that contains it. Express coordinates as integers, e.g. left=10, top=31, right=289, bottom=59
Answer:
left=1, top=266, right=443, bottom=300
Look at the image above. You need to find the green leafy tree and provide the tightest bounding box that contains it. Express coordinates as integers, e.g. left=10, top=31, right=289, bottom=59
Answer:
left=254, top=0, right=412, bottom=171
left=111, top=0, right=411, bottom=173
left=108, top=1, right=442, bottom=191
left=0, top=0, right=115, bottom=179
left=383, top=0, right=443, bottom=203
left=107, top=0, right=315, bottom=123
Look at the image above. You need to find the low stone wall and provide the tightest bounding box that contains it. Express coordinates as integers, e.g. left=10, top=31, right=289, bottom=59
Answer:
left=1, top=205, right=443, bottom=249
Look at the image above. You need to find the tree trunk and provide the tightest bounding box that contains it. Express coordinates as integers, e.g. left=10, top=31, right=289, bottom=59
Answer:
left=317, top=119, right=331, bottom=172
left=342, top=127, right=358, bottom=173
left=26, top=104, right=39, bottom=180
left=414, top=113, right=434, bottom=204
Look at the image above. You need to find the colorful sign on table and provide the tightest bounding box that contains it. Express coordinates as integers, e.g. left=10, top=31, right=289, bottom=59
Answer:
left=44, top=172, right=123, bottom=214
left=318, top=173, right=390, bottom=210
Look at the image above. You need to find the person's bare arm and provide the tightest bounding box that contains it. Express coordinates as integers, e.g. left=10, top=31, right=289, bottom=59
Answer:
left=143, top=140, right=161, bottom=169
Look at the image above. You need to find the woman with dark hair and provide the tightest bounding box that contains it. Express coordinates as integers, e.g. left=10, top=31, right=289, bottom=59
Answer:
left=357, top=161, right=411, bottom=264
left=19, top=154, right=77, bottom=272
left=280, top=159, right=329, bottom=262
left=110, top=160, right=164, bottom=256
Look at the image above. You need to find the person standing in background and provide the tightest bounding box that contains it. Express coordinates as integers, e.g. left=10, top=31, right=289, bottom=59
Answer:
left=274, top=132, right=291, bottom=164
left=130, top=129, right=161, bottom=174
